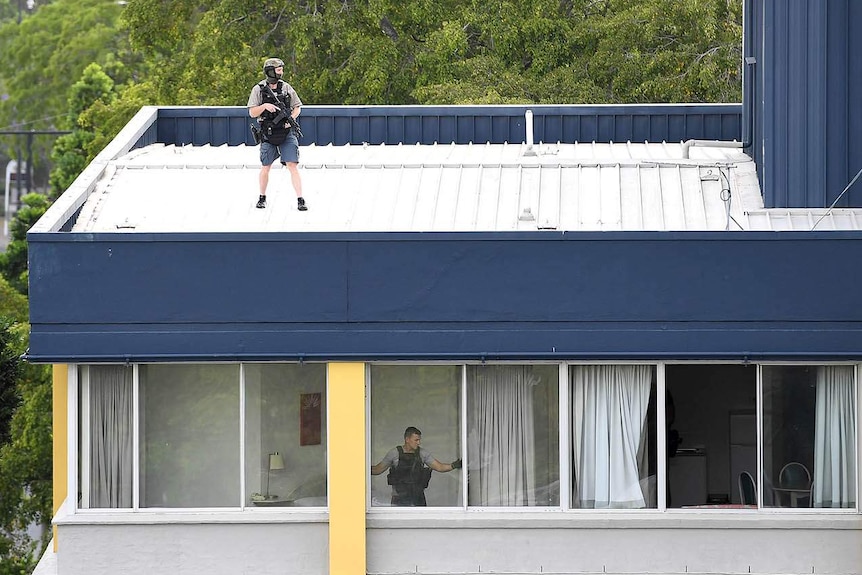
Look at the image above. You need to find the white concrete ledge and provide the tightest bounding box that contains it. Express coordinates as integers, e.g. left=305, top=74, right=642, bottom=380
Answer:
left=31, top=540, right=57, bottom=575
left=55, top=509, right=328, bottom=525
left=366, top=509, right=862, bottom=530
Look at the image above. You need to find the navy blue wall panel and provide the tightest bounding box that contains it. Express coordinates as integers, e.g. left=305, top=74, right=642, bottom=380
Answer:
left=27, top=232, right=862, bottom=362
left=742, top=0, right=762, bottom=182
left=753, top=0, right=862, bottom=208
left=150, top=105, right=741, bottom=148
left=131, top=122, right=159, bottom=151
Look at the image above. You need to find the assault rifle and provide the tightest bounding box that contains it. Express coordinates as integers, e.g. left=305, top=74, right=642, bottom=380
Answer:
left=262, top=83, right=303, bottom=139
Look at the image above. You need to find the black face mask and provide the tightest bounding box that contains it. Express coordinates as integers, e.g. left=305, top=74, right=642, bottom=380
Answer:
left=264, top=66, right=282, bottom=84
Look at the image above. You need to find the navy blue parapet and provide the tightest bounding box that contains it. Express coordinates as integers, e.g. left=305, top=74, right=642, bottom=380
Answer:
left=151, top=104, right=741, bottom=148
left=26, top=231, right=862, bottom=363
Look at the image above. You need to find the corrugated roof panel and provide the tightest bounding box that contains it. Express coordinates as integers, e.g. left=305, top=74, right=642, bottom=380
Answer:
left=618, top=166, right=643, bottom=230
left=391, top=166, right=421, bottom=230
left=600, top=166, right=622, bottom=230
left=659, top=165, right=686, bottom=230
left=67, top=141, right=862, bottom=233
left=536, top=165, right=561, bottom=230
left=556, top=166, right=577, bottom=232
left=499, top=167, right=522, bottom=231
left=680, top=166, right=707, bottom=230
left=516, top=166, right=540, bottom=231
left=432, top=166, right=459, bottom=231
left=577, top=167, right=602, bottom=230
left=638, top=165, right=665, bottom=230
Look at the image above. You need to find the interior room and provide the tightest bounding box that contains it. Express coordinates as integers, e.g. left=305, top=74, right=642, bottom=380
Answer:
left=665, top=364, right=757, bottom=508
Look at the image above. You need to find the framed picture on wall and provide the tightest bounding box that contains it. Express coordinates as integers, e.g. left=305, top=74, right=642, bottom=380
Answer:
left=300, top=392, right=322, bottom=446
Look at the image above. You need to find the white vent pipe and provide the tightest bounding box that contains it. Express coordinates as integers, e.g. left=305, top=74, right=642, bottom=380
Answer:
left=524, top=109, right=536, bottom=156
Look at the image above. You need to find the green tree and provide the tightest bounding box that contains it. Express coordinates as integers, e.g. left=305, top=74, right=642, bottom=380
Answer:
left=0, top=275, right=27, bottom=447
left=0, top=280, right=49, bottom=575
left=584, top=0, right=742, bottom=103
left=0, top=321, right=21, bottom=447
left=49, top=63, right=115, bottom=197
left=117, top=0, right=740, bottom=107
left=0, top=342, right=51, bottom=575
left=0, top=193, right=49, bottom=295
left=0, top=0, right=127, bottom=130
left=0, top=0, right=132, bottom=187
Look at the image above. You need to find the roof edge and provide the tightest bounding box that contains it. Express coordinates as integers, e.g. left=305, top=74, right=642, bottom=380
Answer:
left=28, top=106, right=160, bottom=234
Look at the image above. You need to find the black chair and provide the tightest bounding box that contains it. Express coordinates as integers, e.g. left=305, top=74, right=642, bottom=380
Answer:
left=738, top=471, right=757, bottom=505
left=776, top=462, right=811, bottom=507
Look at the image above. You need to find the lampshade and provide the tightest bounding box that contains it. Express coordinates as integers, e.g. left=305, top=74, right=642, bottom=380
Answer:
left=269, top=452, right=285, bottom=471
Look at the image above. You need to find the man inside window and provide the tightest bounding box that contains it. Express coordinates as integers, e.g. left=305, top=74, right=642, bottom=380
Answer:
left=371, top=426, right=461, bottom=506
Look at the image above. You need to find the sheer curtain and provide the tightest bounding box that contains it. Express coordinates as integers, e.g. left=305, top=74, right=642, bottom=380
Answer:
left=89, top=366, right=133, bottom=508
left=571, top=365, right=651, bottom=509
left=813, top=366, right=856, bottom=508
left=467, top=366, right=536, bottom=506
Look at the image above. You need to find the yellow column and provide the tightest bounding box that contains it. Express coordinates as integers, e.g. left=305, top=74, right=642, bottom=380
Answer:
left=52, top=364, right=68, bottom=551
left=328, top=363, right=366, bottom=575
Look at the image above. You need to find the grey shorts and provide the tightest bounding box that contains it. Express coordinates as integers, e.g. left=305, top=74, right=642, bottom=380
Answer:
left=260, top=132, right=299, bottom=166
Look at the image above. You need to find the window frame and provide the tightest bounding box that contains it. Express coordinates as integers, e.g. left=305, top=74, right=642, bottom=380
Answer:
left=73, top=362, right=329, bottom=514
left=755, top=362, right=860, bottom=513
left=366, top=361, right=861, bottom=515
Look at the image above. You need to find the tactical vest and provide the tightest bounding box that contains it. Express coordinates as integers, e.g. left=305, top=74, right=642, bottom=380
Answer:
left=258, top=80, right=291, bottom=144
left=387, top=446, right=432, bottom=488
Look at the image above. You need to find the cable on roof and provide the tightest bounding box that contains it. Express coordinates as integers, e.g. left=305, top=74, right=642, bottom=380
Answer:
left=719, top=167, right=745, bottom=231
left=811, top=165, right=862, bottom=230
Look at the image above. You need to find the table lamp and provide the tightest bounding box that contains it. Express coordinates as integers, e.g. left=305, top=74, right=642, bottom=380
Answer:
left=266, top=452, right=284, bottom=499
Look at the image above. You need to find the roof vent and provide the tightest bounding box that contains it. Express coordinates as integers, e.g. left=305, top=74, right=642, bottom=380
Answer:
left=523, top=109, right=537, bottom=157
left=519, top=207, right=535, bottom=222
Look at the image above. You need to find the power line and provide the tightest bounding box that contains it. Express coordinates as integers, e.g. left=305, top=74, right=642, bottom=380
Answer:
left=0, top=129, right=72, bottom=197
left=0, top=114, right=68, bottom=131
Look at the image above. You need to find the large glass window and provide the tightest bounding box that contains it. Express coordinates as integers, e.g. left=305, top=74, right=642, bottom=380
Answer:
left=570, top=365, right=656, bottom=509
left=370, top=365, right=462, bottom=507
left=77, top=360, right=857, bottom=513
left=244, top=363, right=327, bottom=507
left=79, top=365, right=134, bottom=509
left=139, top=364, right=241, bottom=508
left=762, top=365, right=856, bottom=509
left=78, top=363, right=327, bottom=510
left=467, top=364, right=559, bottom=507
left=665, top=365, right=756, bottom=509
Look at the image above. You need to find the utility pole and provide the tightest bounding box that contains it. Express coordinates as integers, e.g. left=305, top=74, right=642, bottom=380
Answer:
left=0, top=130, right=71, bottom=196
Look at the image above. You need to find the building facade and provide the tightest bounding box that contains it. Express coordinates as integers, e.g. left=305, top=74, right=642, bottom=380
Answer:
left=26, top=4, right=862, bottom=572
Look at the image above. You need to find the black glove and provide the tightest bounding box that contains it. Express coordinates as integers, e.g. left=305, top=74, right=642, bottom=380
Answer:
left=451, top=459, right=462, bottom=470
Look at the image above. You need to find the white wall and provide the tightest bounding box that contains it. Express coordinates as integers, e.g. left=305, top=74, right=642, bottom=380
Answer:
left=367, top=516, right=862, bottom=575
left=56, top=516, right=862, bottom=575
left=57, top=521, right=327, bottom=575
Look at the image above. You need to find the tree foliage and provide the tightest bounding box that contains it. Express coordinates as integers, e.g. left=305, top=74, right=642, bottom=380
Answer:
left=48, top=63, right=116, bottom=197
left=0, top=279, right=49, bottom=574
left=0, top=0, right=127, bottom=130
left=117, top=0, right=741, bottom=108
left=0, top=277, right=26, bottom=447
left=0, top=346, right=51, bottom=575
left=0, top=193, right=49, bottom=295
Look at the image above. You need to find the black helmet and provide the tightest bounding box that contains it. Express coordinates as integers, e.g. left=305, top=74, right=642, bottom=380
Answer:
left=263, top=57, right=284, bottom=83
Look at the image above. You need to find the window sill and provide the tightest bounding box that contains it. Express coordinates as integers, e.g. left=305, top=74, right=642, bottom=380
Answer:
left=366, top=509, right=862, bottom=530
left=55, top=508, right=328, bottom=526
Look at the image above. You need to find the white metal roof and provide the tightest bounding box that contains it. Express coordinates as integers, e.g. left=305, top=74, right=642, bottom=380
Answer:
left=69, top=141, right=862, bottom=233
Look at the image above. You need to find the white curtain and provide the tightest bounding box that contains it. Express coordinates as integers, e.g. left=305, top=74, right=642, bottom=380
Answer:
left=571, top=365, right=651, bottom=509
left=90, top=366, right=133, bottom=508
left=467, top=366, right=536, bottom=506
left=813, top=366, right=856, bottom=508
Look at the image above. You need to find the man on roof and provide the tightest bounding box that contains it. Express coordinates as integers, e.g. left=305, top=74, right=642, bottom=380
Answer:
left=247, top=57, right=307, bottom=211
